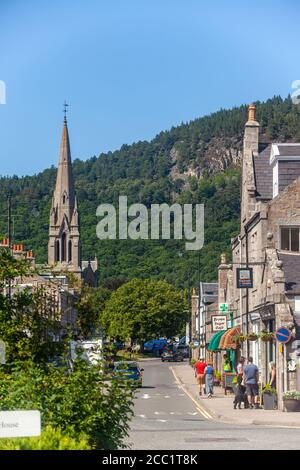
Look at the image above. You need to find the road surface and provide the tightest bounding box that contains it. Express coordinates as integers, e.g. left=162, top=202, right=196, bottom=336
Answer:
left=127, top=359, right=300, bottom=450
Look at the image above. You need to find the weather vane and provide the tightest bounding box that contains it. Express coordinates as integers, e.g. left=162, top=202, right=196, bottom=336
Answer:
left=63, top=101, right=69, bottom=122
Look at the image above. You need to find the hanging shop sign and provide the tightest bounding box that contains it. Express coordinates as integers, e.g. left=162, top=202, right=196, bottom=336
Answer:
left=212, top=315, right=227, bottom=332
left=260, top=305, right=275, bottom=321
left=236, top=268, right=253, bottom=288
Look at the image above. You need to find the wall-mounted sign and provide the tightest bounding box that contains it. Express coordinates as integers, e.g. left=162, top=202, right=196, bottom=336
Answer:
left=0, top=410, right=41, bottom=438
left=212, top=315, right=227, bottom=332
left=249, top=312, right=261, bottom=322
left=236, top=268, right=253, bottom=288
left=233, top=317, right=242, bottom=326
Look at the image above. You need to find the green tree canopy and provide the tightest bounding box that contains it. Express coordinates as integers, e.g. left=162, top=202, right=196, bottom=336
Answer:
left=101, top=279, right=188, bottom=343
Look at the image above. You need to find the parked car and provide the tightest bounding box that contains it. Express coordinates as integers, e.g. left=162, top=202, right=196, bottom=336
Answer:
left=175, top=344, right=190, bottom=358
left=161, top=348, right=184, bottom=362
left=143, top=339, right=167, bottom=353
left=113, top=361, right=144, bottom=387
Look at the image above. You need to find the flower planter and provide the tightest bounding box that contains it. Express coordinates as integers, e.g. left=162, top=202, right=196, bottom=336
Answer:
left=263, top=392, right=276, bottom=410
left=283, top=399, right=300, bottom=412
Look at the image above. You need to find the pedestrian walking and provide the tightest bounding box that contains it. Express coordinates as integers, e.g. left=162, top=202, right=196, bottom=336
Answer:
left=204, top=362, right=214, bottom=397
left=236, top=356, right=245, bottom=377
left=243, top=356, right=261, bottom=409
left=195, top=357, right=207, bottom=396
left=233, top=374, right=249, bottom=409
left=268, top=361, right=276, bottom=390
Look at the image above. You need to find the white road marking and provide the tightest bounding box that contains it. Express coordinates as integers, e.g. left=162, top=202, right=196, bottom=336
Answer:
left=188, top=412, right=198, bottom=416
left=154, top=411, right=167, bottom=415
left=141, top=394, right=150, bottom=399
left=137, top=414, right=146, bottom=418
left=164, top=395, right=170, bottom=398
left=156, top=419, right=167, bottom=423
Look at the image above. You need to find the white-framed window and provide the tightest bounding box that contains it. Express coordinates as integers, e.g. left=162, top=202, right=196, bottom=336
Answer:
left=280, top=227, right=300, bottom=252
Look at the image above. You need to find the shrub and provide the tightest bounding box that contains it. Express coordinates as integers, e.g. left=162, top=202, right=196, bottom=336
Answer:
left=0, top=360, right=134, bottom=450
left=0, top=426, right=91, bottom=450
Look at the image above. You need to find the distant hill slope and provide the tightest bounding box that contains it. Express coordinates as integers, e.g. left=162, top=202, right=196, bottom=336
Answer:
left=1, top=96, right=300, bottom=288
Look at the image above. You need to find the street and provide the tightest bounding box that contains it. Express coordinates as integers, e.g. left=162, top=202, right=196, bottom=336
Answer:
left=127, top=359, right=300, bottom=450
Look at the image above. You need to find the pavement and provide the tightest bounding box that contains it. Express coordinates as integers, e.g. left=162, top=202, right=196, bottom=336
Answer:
left=126, top=359, right=300, bottom=449
left=172, top=362, right=300, bottom=428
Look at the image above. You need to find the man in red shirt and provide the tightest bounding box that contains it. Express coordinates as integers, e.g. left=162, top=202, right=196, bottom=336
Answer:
left=195, top=357, right=207, bottom=396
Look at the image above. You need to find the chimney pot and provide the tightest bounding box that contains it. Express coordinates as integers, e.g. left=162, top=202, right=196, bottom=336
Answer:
left=248, top=103, right=257, bottom=122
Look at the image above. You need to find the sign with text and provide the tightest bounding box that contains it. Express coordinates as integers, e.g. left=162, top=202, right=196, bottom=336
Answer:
left=0, top=410, right=41, bottom=438
left=236, top=268, right=253, bottom=289
left=212, top=315, right=227, bottom=332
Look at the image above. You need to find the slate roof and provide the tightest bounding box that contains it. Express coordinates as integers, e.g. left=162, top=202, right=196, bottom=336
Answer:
left=278, top=253, right=300, bottom=294
left=253, top=144, right=273, bottom=200
left=277, top=144, right=300, bottom=157
left=201, top=282, right=218, bottom=304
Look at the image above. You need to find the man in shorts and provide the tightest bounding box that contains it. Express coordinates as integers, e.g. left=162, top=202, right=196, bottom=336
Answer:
left=243, top=356, right=260, bottom=409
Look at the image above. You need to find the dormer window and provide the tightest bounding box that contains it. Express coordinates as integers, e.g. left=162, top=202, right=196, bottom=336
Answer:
left=280, top=227, right=300, bottom=252
left=270, top=144, right=300, bottom=198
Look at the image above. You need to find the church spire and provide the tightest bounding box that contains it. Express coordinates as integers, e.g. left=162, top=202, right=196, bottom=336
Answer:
left=48, top=105, right=81, bottom=276
left=53, top=107, right=76, bottom=222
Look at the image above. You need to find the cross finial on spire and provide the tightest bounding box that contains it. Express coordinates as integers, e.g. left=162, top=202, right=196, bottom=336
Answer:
left=63, top=101, right=69, bottom=123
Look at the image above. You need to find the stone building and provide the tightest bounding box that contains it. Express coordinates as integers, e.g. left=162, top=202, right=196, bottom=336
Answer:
left=219, top=104, right=300, bottom=409
left=0, top=237, right=78, bottom=336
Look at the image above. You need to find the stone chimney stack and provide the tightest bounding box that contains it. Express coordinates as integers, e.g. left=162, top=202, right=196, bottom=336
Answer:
left=241, top=104, right=260, bottom=227
left=218, top=253, right=231, bottom=305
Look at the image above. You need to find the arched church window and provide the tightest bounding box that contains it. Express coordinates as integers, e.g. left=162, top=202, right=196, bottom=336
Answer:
left=62, top=192, right=68, bottom=204
left=62, top=233, right=67, bottom=262
left=68, top=240, right=72, bottom=262
left=55, top=240, right=60, bottom=262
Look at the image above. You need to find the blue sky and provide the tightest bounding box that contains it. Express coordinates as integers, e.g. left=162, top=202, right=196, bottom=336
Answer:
left=0, top=0, right=299, bottom=176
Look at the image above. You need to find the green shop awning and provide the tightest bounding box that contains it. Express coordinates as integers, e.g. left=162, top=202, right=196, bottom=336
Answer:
left=207, top=330, right=227, bottom=351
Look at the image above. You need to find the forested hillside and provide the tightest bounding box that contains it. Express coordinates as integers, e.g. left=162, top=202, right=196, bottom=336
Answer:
left=1, top=96, right=300, bottom=288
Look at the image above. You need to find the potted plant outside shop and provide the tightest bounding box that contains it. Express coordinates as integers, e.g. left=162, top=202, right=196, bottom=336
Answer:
left=262, top=384, right=277, bottom=410
left=214, top=370, right=222, bottom=386
left=282, top=391, right=300, bottom=412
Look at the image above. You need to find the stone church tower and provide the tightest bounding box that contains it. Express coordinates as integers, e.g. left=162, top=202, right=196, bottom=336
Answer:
left=48, top=115, right=81, bottom=277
